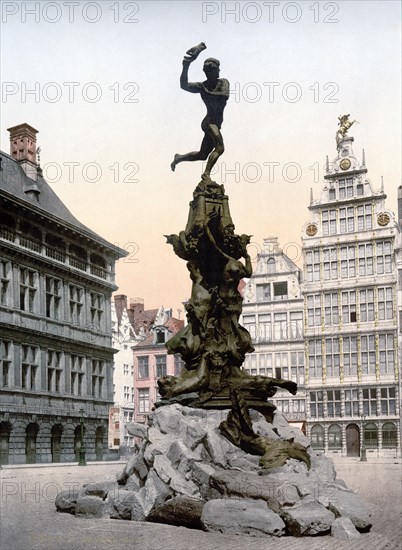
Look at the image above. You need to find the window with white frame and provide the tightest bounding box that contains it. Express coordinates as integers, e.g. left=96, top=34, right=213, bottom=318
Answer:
left=256, top=284, right=270, bottom=302
left=19, top=268, right=38, bottom=313
left=326, top=390, right=341, bottom=417
left=274, top=352, right=288, bottom=379
left=307, top=294, right=321, bottom=327
left=258, top=353, right=272, bottom=377
left=21, top=345, right=38, bottom=390
left=290, top=351, right=304, bottom=385
left=123, top=364, right=129, bottom=376
left=308, top=340, right=322, bottom=379
left=309, top=392, right=324, bottom=418
left=344, top=388, right=359, bottom=416
left=377, top=287, right=393, bottom=321
left=360, top=334, right=376, bottom=375
left=357, top=204, right=372, bottom=231
left=358, top=243, right=374, bottom=276
left=376, top=241, right=392, bottom=274
left=342, top=290, right=356, bottom=323
left=138, top=356, right=149, bottom=379
left=273, top=312, right=287, bottom=340
left=289, top=311, right=303, bottom=339
left=242, top=314, right=256, bottom=339
left=325, top=337, right=340, bottom=378
left=305, top=249, right=320, bottom=282
left=323, top=247, right=338, bottom=280
left=46, top=277, right=62, bottom=320
left=91, top=359, right=104, bottom=398
left=380, top=387, right=396, bottom=415
left=258, top=314, right=271, bottom=341
left=339, top=206, right=354, bottom=233
left=363, top=388, right=377, bottom=416
left=138, top=388, right=150, bottom=413
left=0, top=259, right=11, bottom=306
left=340, top=245, right=356, bottom=278
left=343, top=336, right=358, bottom=376
left=155, top=355, right=167, bottom=378
left=322, top=209, right=336, bottom=236
left=324, top=292, right=339, bottom=326
left=174, top=354, right=184, bottom=376
left=338, top=178, right=353, bottom=199
left=359, top=288, right=374, bottom=322
left=378, top=334, right=394, bottom=375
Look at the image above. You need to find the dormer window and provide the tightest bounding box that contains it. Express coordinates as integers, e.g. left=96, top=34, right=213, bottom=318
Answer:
left=356, top=183, right=364, bottom=196
left=155, top=329, right=166, bottom=344
left=328, top=188, right=336, bottom=200
left=267, top=257, right=276, bottom=274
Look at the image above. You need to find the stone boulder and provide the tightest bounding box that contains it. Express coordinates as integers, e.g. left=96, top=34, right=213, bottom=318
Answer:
left=148, top=496, right=204, bottom=529
left=75, top=495, right=106, bottom=518
left=55, top=489, right=81, bottom=514
left=282, top=499, right=336, bottom=536
left=331, top=517, right=361, bottom=539
left=201, top=498, right=285, bottom=537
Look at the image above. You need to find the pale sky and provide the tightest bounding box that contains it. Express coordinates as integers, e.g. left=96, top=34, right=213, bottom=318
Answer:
left=1, top=0, right=401, bottom=315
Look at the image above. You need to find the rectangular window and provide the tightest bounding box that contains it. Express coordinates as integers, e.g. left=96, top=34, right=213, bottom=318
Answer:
left=325, top=338, right=340, bottom=378
left=46, top=277, right=62, bottom=320
left=256, top=284, right=271, bottom=302
left=0, top=340, right=11, bottom=387
left=363, top=387, right=377, bottom=416
left=258, top=353, right=273, bottom=378
left=21, top=345, right=38, bottom=390
left=305, top=249, right=321, bottom=282
left=258, top=314, right=271, bottom=342
left=19, top=268, right=38, bottom=312
left=90, top=292, right=104, bottom=327
left=308, top=340, right=322, bottom=379
left=274, top=352, right=288, bottom=380
left=358, top=243, right=374, bottom=276
left=378, top=287, right=393, bottom=321
left=359, top=289, right=374, bottom=322
left=289, top=311, right=303, bottom=339
left=376, top=241, right=392, bottom=275
left=47, top=350, right=62, bottom=393
left=91, top=359, right=104, bottom=398
left=324, top=292, right=339, bottom=326
left=273, top=313, right=287, bottom=340
left=138, top=356, right=149, bottom=378
left=273, top=282, right=288, bottom=300
left=357, top=204, right=372, bottom=231
left=243, top=314, right=256, bottom=339
left=327, top=390, right=341, bottom=417
left=307, top=294, right=321, bottom=327
left=309, top=390, right=324, bottom=418
left=69, top=284, right=84, bottom=324
left=138, top=388, right=150, bottom=413
left=340, top=245, right=356, bottom=278
left=155, top=355, right=167, bottom=378
left=342, top=291, right=356, bottom=323
left=378, top=334, right=394, bottom=375
left=343, top=336, right=358, bottom=377
left=71, top=355, right=85, bottom=396
left=0, top=259, right=11, bottom=306
left=380, top=387, right=396, bottom=415
left=322, top=247, right=338, bottom=280
left=344, top=388, right=359, bottom=416
left=174, top=354, right=184, bottom=376
left=360, top=335, right=376, bottom=375
left=290, top=351, right=304, bottom=385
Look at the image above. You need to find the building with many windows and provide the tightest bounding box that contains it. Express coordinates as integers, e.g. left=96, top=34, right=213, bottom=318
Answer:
left=133, top=307, right=184, bottom=423
left=0, top=123, right=126, bottom=464
left=241, top=237, right=306, bottom=430
left=302, top=133, right=400, bottom=457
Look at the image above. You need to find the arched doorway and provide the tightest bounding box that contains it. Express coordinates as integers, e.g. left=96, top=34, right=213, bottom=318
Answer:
left=25, top=423, right=39, bottom=464
left=346, top=423, right=360, bottom=457
left=310, top=425, right=324, bottom=450
left=95, top=427, right=104, bottom=461
left=51, top=425, right=62, bottom=463
left=0, top=422, right=12, bottom=465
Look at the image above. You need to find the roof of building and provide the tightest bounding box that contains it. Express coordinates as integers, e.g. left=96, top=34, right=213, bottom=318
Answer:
left=0, top=150, right=126, bottom=256
left=135, top=316, right=184, bottom=348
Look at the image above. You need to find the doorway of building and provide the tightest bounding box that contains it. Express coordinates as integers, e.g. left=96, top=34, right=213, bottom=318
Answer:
left=51, top=425, right=62, bottom=463
left=0, top=422, right=11, bottom=465
left=346, top=423, right=360, bottom=457
left=74, top=425, right=81, bottom=461
left=95, top=427, right=103, bottom=461
left=25, top=423, right=39, bottom=464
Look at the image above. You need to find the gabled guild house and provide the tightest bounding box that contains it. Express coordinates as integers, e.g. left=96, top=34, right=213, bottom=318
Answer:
left=0, top=123, right=126, bottom=464
left=302, top=131, right=401, bottom=458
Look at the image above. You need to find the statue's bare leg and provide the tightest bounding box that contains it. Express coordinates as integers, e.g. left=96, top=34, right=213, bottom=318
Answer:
left=171, top=134, right=213, bottom=171
left=202, top=124, right=224, bottom=179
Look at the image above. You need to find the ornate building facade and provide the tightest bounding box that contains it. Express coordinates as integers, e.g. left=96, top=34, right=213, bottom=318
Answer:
left=0, top=123, right=126, bottom=464
left=302, top=133, right=400, bottom=457
left=241, top=237, right=306, bottom=431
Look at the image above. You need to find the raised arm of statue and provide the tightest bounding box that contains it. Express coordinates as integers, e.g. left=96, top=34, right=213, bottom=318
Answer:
left=180, top=59, right=203, bottom=94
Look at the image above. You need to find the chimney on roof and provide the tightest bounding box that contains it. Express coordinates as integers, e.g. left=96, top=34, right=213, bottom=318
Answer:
left=114, top=294, right=127, bottom=324
left=7, top=123, right=39, bottom=179
left=129, top=298, right=145, bottom=316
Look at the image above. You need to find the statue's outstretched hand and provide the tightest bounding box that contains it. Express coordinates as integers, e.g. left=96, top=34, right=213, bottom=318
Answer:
left=184, top=42, right=206, bottom=62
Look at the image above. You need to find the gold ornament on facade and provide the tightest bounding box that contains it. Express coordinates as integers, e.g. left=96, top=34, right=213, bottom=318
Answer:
left=377, top=212, right=390, bottom=226
left=306, top=224, right=318, bottom=236
left=339, top=158, right=351, bottom=171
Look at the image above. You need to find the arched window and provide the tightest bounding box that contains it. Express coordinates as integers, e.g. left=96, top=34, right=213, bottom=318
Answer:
left=267, top=257, right=276, bottom=274
left=311, top=424, right=324, bottom=449
left=328, top=424, right=342, bottom=449
left=382, top=422, right=397, bottom=448
left=364, top=422, right=378, bottom=448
